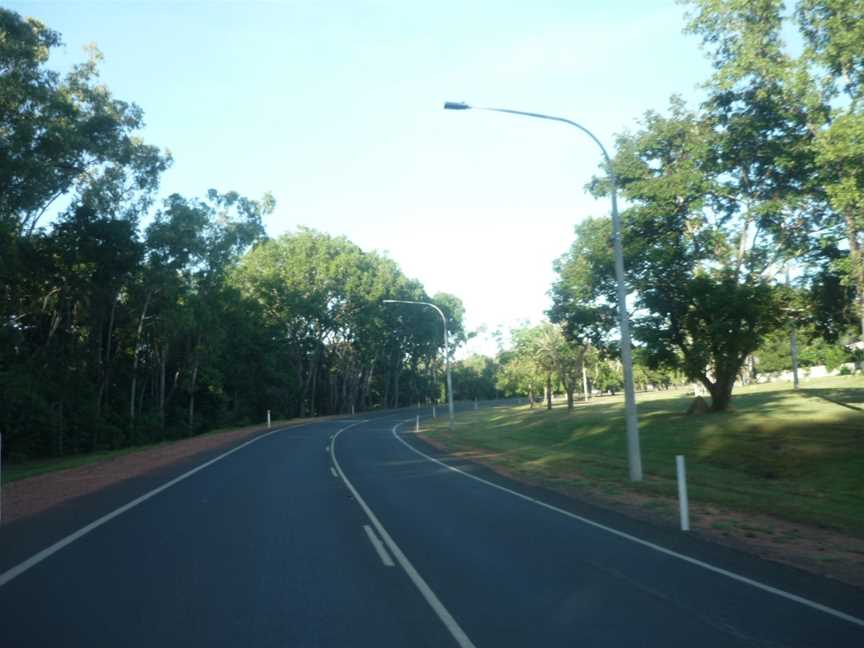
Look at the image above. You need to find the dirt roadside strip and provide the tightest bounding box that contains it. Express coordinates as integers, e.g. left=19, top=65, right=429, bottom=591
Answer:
left=0, top=416, right=339, bottom=526
left=415, top=430, right=864, bottom=591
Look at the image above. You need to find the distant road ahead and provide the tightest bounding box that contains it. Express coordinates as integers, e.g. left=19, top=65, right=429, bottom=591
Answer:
left=2, top=407, right=863, bottom=646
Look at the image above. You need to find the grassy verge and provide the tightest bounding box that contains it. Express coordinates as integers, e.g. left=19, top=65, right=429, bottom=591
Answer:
left=0, top=418, right=303, bottom=485
left=421, top=375, right=864, bottom=535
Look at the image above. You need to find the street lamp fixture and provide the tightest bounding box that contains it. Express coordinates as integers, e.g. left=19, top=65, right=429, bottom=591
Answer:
left=383, top=299, right=455, bottom=432
left=443, top=101, right=643, bottom=481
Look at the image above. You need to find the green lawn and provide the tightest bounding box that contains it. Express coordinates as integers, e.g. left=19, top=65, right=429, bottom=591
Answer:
left=421, top=376, right=864, bottom=535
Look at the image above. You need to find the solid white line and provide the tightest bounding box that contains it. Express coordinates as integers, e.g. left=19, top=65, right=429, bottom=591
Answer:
left=0, top=424, right=308, bottom=588
left=331, top=424, right=477, bottom=648
left=330, top=467, right=338, bottom=478
left=363, top=524, right=395, bottom=567
left=392, top=421, right=864, bottom=629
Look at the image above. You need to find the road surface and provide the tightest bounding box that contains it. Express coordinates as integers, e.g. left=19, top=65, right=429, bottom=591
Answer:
left=2, top=405, right=863, bottom=646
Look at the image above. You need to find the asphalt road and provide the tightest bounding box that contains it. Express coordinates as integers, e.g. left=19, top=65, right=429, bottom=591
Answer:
left=2, top=403, right=863, bottom=647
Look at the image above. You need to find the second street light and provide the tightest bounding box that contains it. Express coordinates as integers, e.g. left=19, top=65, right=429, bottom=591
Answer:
left=443, top=100, right=643, bottom=481
left=383, top=299, right=455, bottom=431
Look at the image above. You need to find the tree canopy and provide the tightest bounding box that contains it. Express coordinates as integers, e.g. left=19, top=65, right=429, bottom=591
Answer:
left=550, top=0, right=864, bottom=411
left=0, top=9, right=465, bottom=461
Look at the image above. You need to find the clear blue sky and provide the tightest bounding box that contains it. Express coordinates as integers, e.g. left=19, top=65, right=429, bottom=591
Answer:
left=10, top=0, right=712, bottom=356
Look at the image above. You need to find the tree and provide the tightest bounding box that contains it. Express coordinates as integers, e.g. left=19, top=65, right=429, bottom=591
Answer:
left=1, top=10, right=468, bottom=462
left=509, top=324, right=555, bottom=409
left=451, top=355, right=499, bottom=401
left=0, top=9, right=169, bottom=234
left=0, top=9, right=171, bottom=455
left=548, top=0, right=858, bottom=412
left=593, top=359, right=624, bottom=396
left=684, top=0, right=864, bottom=335
left=497, top=349, right=544, bottom=406
left=812, top=114, right=864, bottom=336
left=501, top=322, right=585, bottom=410
left=552, top=91, right=795, bottom=411
left=230, top=230, right=461, bottom=415
left=553, top=336, right=586, bottom=409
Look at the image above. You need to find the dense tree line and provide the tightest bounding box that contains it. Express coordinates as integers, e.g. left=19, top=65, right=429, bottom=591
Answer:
left=550, top=0, right=863, bottom=411
left=456, top=322, right=684, bottom=410
left=0, top=10, right=463, bottom=461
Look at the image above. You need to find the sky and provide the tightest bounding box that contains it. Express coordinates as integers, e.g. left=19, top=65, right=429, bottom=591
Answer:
left=9, top=0, right=713, bottom=356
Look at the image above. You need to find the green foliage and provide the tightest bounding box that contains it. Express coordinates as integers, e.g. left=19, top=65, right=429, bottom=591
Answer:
left=494, top=322, right=597, bottom=408
left=592, top=360, right=623, bottom=395
left=0, top=11, right=467, bottom=461
left=0, top=9, right=170, bottom=234
left=229, top=229, right=463, bottom=414
left=552, top=97, right=791, bottom=411
left=755, top=326, right=854, bottom=372
left=552, top=1, right=864, bottom=411
left=451, top=355, right=500, bottom=400
left=797, top=0, right=864, bottom=100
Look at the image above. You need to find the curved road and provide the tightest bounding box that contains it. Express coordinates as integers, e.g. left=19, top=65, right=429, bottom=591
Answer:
left=2, top=406, right=863, bottom=646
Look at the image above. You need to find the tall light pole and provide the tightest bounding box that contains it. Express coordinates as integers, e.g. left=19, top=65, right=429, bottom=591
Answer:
left=383, top=299, right=455, bottom=431
left=443, top=101, right=643, bottom=481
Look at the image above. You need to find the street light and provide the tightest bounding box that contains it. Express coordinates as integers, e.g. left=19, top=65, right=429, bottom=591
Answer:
left=443, top=101, right=643, bottom=481
left=383, top=299, right=455, bottom=431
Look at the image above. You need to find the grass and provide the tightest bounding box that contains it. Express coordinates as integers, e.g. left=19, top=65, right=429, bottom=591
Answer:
left=0, top=417, right=302, bottom=485
left=421, top=375, right=864, bottom=535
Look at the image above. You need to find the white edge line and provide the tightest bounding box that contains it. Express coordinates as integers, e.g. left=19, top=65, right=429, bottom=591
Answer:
left=392, top=420, right=864, bottom=630
left=0, top=424, right=303, bottom=588
left=330, top=467, right=338, bottom=478
left=363, top=524, right=395, bottom=567
left=331, top=423, right=477, bottom=648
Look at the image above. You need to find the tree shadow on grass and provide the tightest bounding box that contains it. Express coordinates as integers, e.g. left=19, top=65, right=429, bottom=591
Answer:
left=693, top=413, right=864, bottom=480
left=800, top=388, right=864, bottom=412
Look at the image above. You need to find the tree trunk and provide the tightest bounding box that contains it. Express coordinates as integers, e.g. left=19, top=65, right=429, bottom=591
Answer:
left=300, top=346, right=320, bottom=417
left=94, top=296, right=119, bottom=443
left=393, top=363, right=401, bottom=409
left=410, top=357, right=419, bottom=407
left=428, top=358, right=436, bottom=405
left=790, top=325, right=800, bottom=389
left=52, top=401, right=64, bottom=455
left=360, top=359, right=375, bottom=411
left=159, top=346, right=167, bottom=431
left=843, top=212, right=864, bottom=337
left=582, top=363, right=590, bottom=401
left=545, top=371, right=552, bottom=410
left=309, top=347, right=320, bottom=415
left=367, top=359, right=376, bottom=409
left=340, top=362, right=350, bottom=413
left=188, top=358, right=199, bottom=430
left=703, top=374, right=735, bottom=412
left=137, top=371, right=147, bottom=421
left=295, top=360, right=305, bottom=417
left=130, top=290, right=152, bottom=428
left=566, top=388, right=574, bottom=410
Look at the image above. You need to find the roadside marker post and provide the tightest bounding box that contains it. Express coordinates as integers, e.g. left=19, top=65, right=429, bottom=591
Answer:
left=432, top=405, right=437, bottom=418
left=351, top=404, right=355, bottom=416
left=267, top=410, right=271, bottom=429
left=676, top=455, right=690, bottom=531
left=415, top=415, right=420, bottom=434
